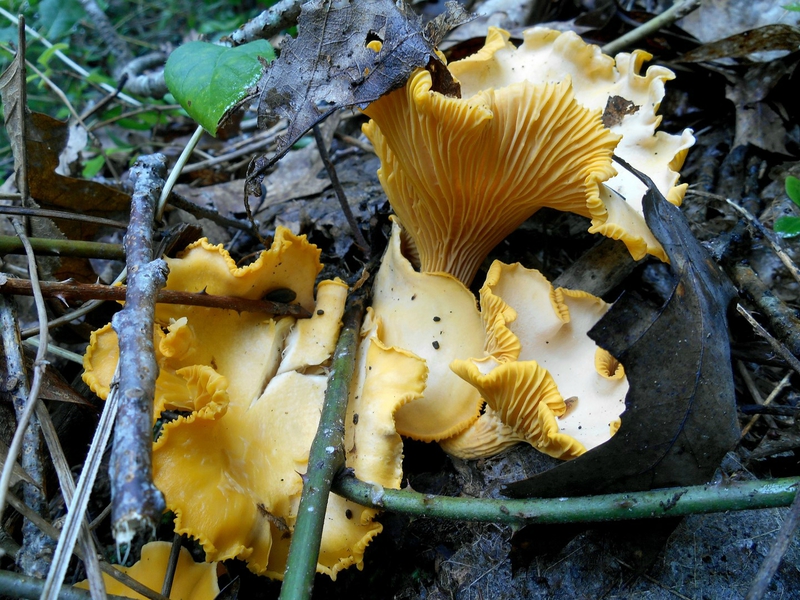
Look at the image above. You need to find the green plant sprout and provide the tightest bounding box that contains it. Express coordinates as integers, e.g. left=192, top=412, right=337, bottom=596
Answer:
left=774, top=175, right=800, bottom=238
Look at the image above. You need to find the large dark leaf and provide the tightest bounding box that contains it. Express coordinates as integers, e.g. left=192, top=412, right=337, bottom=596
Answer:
left=504, top=160, right=739, bottom=498
left=245, top=0, right=469, bottom=194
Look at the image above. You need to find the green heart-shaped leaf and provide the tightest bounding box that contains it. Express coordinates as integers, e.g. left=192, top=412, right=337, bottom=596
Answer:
left=786, top=175, right=800, bottom=207
left=774, top=216, right=800, bottom=238
left=164, top=40, right=274, bottom=136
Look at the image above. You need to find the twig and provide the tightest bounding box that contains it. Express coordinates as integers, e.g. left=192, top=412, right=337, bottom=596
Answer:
left=333, top=474, right=800, bottom=525
left=0, top=568, right=132, bottom=600
left=0, top=220, right=52, bottom=578
left=745, top=489, right=800, bottom=600
left=168, top=192, right=257, bottom=233
left=0, top=206, right=127, bottom=229
left=42, top=368, right=121, bottom=599
left=334, top=132, right=374, bottom=155
left=109, top=155, right=168, bottom=547
left=728, top=262, right=800, bottom=359
left=35, top=405, right=106, bottom=599
left=692, top=190, right=800, bottom=287
left=312, top=124, right=370, bottom=256
left=0, top=236, right=125, bottom=259
left=737, top=304, right=800, bottom=377
left=600, top=0, right=702, bottom=55
left=88, top=103, right=180, bottom=132
left=0, top=8, right=142, bottom=106
left=736, top=361, right=778, bottom=429
left=160, top=535, right=182, bottom=597
left=179, top=128, right=282, bottom=174
left=23, top=336, right=84, bottom=364
left=228, top=0, right=304, bottom=46
left=0, top=277, right=311, bottom=318
left=20, top=299, right=104, bottom=339
left=741, top=373, right=793, bottom=438
left=120, top=53, right=169, bottom=99
left=279, top=286, right=370, bottom=600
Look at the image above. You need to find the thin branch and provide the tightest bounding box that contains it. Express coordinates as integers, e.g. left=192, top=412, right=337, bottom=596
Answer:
left=312, top=124, right=370, bottom=256
left=0, top=206, right=127, bottom=229
left=0, top=236, right=125, bottom=260
left=691, top=190, right=800, bottom=287
left=601, top=0, right=702, bottom=55
left=0, top=220, right=52, bottom=578
left=279, top=286, right=370, bottom=600
left=0, top=277, right=311, bottom=318
left=0, top=8, right=142, bottom=106
left=160, top=535, right=182, bottom=597
left=168, top=192, right=257, bottom=233
left=110, top=155, right=168, bottom=546
left=0, top=567, right=132, bottom=600
left=333, top=474, right=800, bottom=525
left=741, top=372, right=793, bottom=438
left=737, top=304, right=800, bottom=377
left=42, top=371, right=122, bottom=599
left=228, top=0, right=304, bottom=46
left=745, top=489, right=800, bottom=600
left=7, top=490, right=166, bottom=599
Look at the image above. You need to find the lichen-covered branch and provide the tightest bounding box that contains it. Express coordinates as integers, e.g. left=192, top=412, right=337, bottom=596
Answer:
left=228, top=0, right=303, bottom=46
left=0, top=295, right=53, bottom=579
left=333, top=474, right=799, bottom=525
left=280, top=286, right=369, bottom=600
left=109, top=155, right=169, bottom=546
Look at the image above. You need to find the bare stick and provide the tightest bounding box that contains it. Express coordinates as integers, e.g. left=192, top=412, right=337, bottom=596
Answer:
left=0, top=220, right=52, bottom=579
left=0, top=277, right=311, bottom=317
left=312, top=124, right=369, bottom=255
left=228, top=0, right=304, bottom=46
left=737, top=304, right=800, bottom=377
left=110, top=155, right=168, bottom=547
left=601, top=0, right=702, bottom=56
left=0, top=205, right=126, bottom=229
left=745, top=490, right=800, bottom=600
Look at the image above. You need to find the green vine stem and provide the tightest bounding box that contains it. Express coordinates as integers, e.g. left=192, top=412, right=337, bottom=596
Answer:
left=0, top=236, right=124, bottom=259
left=0, top=569, right=133, bottom=600
left=334, top=474, right=799, bottom=525
left=279, top=285, right=369, bottom=600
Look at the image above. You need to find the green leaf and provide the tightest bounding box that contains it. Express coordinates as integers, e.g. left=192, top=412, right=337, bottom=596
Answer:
left=38, top=0, right=86, bottom=39
left=38, top=43, right=69, bottom=67
left=774, top=216, right=800, bottom=238
left=82, top=155, right=106, bottom=179
left=783, top=2, right=800, bottom=10
left=786, top=176, right=800, bottom=206
left=164, top=40, right=274, bottom=136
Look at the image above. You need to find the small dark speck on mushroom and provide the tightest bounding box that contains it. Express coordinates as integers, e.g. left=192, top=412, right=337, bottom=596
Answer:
left=411, top=294, right=417, bottom=300
left=432, top=341, right=440, bottom=350
left=317, top=309, right=325, bottom=315
left=433, top=316, right=441, bottom=322
left=353, top=413, right=359, bottom=424
left=345, top=509, right=353, bottom=519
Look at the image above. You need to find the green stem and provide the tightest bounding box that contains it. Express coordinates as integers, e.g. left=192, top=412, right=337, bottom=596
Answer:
left=334, top=474, right=800, bottom=525
left=0, top=236, right=124, bottom=259
left=0, top=569, right=131, bottom=600
left=279, top=289, right=369, bottom=600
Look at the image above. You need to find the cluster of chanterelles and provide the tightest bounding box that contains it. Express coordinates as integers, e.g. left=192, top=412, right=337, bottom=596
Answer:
left=81, top=27, right=693, bottom=588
